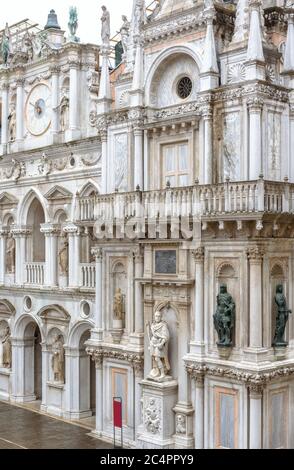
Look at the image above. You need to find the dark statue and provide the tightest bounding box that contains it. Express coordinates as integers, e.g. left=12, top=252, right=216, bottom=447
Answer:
left=213, top=284, right=235, bottom=347
left=272, top=285, right=292, bottom=347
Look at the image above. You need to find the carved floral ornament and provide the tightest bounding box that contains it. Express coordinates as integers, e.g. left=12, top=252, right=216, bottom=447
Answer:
left=185, top=362, right=294, bottom=389
left=247, top=245, right=265, bottom=261
left=86, top=346, right=144, bottom=372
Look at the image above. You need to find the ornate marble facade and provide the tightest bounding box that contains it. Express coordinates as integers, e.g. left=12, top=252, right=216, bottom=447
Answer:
left=0, top=0, right=294, bottom=449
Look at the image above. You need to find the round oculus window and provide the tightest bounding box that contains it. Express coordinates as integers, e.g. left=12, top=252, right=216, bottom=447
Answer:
left=177, top=76, right=193, bottom=99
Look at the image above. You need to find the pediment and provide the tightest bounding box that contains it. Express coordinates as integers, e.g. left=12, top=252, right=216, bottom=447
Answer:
left=0, top=192, right=18, bottom=206
left=39, top=305, right=71, bottom=323
left=0, top=299, right=16, bottom=318
left=44, top=186, right=73, bottom=201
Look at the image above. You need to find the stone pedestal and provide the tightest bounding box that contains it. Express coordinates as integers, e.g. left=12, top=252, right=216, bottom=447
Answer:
left=137, top=379, right=178, bottom=449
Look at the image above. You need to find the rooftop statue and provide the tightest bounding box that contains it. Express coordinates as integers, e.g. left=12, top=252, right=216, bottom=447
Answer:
left=1, top=23, right=11, bottom=65
left=101, top=5, right=110, bottom=46
left=68, top=6, right=79, bottom=42
left=120, top=15, right=130, bottom=58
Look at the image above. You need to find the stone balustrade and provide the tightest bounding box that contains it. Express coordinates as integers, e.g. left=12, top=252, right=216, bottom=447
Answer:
left=80, top=263, right=96, bottom=289
left=25, top=263, right=45, bottom=286
left=75, top=179, right=294, bottom=222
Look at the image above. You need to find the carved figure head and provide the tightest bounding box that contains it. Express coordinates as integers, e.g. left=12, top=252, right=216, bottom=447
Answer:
left=220, top=284, right=227, bottom=294
left=276, top=284, right=283, bottom=294
left=154, top=310, right=162, bottom=323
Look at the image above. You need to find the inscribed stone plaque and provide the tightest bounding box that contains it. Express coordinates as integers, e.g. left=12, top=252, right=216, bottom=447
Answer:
left=155, top=250, right=177, bottom=274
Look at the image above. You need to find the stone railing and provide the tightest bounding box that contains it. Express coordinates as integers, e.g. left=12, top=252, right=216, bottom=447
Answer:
left=81, top=263, right=96, bottom=289
left=25, top=263, right=45, bottom=286
left=76, top=179, right=294, bottom=222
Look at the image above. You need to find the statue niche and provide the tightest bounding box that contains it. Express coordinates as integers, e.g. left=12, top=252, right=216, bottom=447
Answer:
left=272, top=284, right=292, bottom=348
left=59, top=236, right=69, bottom=275
left=6, top=234, right=15, bottom=274
left=213, top=284, right=235, bottom=348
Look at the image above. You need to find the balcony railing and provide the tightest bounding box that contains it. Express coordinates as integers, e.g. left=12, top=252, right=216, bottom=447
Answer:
left=80, top=263, right=96, bottom=289
left=25, top=263, right=45, bottom=285
left=75, top=179, right=294, bottom=222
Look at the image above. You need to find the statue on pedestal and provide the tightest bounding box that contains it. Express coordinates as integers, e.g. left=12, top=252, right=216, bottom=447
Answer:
left=1, top=326, right=12, bottom=369
left=101, top=5, right=110, bottom=46
left=68, top=6, right=79, bottom=42
left=120, top=16, right=130, bottom=57
left=6, top=234, right=15, bottom=274
left=272, top=285, right=292, bottom=347
left=213, top=284, right=235, bottom=348
left=1, top=23, right=11, bottom=65
left=147, top=310, right=171, bottom=381
left=51, top=335, right=65, bottom=383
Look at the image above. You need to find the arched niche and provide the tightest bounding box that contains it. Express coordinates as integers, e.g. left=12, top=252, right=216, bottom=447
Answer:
left=111, top=261, right=127, bottom=327
left=270, top=262, right=288, bottom=346
left=0, top=319, right=10, bottom=368
left=47, top=327, right=65, bottom=384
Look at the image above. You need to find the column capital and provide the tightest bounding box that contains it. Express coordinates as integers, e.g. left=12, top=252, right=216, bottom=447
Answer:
left=247, top=96, right=264, bottom=112
left=40, top=223, right=61, bottom=236
left=199, top=104, right=213, bottom=119
left=248, top=382, right=264, bottom=398
left=247, top=245, right=264, bottom=262
left=185, top=364, right=206, bottom=386
left=86, top=347, right=103, bottom=368
left=91, top=247, right=103, bottom=261
left=49, top=64, right=60, bottom=74
left=11, top=225, right=32, bottom=237
left=1, top=82, right=9, bottom=91
left=63, top=223, right=80, bottom=235
left=192, top=247, right=205, bottom=263
left=132, top=246, right=144, bottom=263
left=68, top=58, right=81, bottom=69
left=16, top=77, right=25, bottom=87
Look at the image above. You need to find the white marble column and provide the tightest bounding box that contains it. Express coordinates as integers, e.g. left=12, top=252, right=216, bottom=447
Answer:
left=202, top=105, right=213, bottom=184
left=134, top=127, right=144, bottom=190
left=92, top=248, right=103, bottom=341
left=191, top=248, right=205, bottom=356
left=134, top=247, right=144, bottom=334
left=69, top=61, right=79, bottom=131
left=16, top=77, right=25, bottom=142
left=100, top=130, right=108, bottom=194
left=194, top=374, right=205, bottom=449
left=248, top=97, right=263, bottom=180
left=249, top=385, right=263, bottom=449
left=247, top=246, right=264, bottom=349
left=64, top=223, right=80, bottom=288
left=0, top=228, right=8, bottom=285
left=40, top=342, right=49, bottom=413
left=11, top=226, right=30, bottom=285
left=1, top=83, right=9, bottom=149
left=290, top=104, right=294, bottom=182
left=41, top=223, right=60, bottom=287
left=50, top=64, right=60, bottom=138
left=95, top=354, right=103, bottom=436
left=134, top=365, right=144, bottom=435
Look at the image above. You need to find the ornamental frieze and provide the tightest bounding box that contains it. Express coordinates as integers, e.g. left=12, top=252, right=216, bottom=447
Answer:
left=86, top=346, right=144, bottom=372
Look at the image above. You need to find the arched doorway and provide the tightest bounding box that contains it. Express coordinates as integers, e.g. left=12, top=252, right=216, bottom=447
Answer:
left=27, top=198, right=45, bottom=263
left=79, top=329, right=96, bottom=418
left=24, top=321, right=42, bottom=403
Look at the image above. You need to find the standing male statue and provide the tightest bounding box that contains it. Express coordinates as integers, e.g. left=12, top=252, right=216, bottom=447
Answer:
left=120, top=15, right=130, bottom=57
left=272, top=285, right=292, bottom=347
left=6, top=234, right=15, bottom=273
left=113, top=288, right=124, bottom=321
left=1, top=23, right=11, bottom=65
left=1, top=326, right=12, bottom=369
left=52, top=334, right=65, bottom=383
left=68, top=6, right=79, bottom=42
left=213, top=284, right=235, bottom=347
left=147, top=310, right=171, bottom=381
left=101, top=5, right=110, bottom=46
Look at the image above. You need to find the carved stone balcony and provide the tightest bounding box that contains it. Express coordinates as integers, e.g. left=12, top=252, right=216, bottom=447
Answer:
left=75, top=179, right=294, bottom=225
left=25, top=263, right=45, bottom=286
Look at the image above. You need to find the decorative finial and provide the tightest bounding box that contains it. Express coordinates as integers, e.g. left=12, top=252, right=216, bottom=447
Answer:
left=45, top=9, right=61, bottom=30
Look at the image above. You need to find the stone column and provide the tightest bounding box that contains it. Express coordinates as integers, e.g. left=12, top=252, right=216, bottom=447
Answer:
left=1, top=82, right=9, bottom=150
left=50, top=64, right=60, bottom=138
left=191, top=248, right=205, bottom=356
left=247, top=97, right=263, bottom=180
left=41, top=223, right=60, bottom=287
left=133, top=362, right=144, bottom=436
left=40, top=342, right=49, bottom=413
left=290, top=104, right=294, bottom=181
left=249, top=384, right=263, bottom=449
left=133, top=126, right=144, bottom=190
left=100, top=129, right=108, bottom=194
left=16, top=77, right=25, bottom=142
left=66, top=59, right=80, bottom=141
left=94, top=352, right=103, bottom=436
left=91, top=248, right=103, bottom=341
left=11, top=226, right=31, bottom=285
left=134, top=247, right=144, bottom=334
left=0, top=228, right=8, bottom=285
left=202, top=105, right=213, bottom=184
left=247, top=246, right=264, bottom=349
left=63, top=223, right=80, bottom=288
left=194, top=374, right=205, bottom=449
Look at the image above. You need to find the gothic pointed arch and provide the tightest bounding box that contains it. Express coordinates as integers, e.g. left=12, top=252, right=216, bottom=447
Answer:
left=17, top=187, right=50, bottom=225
